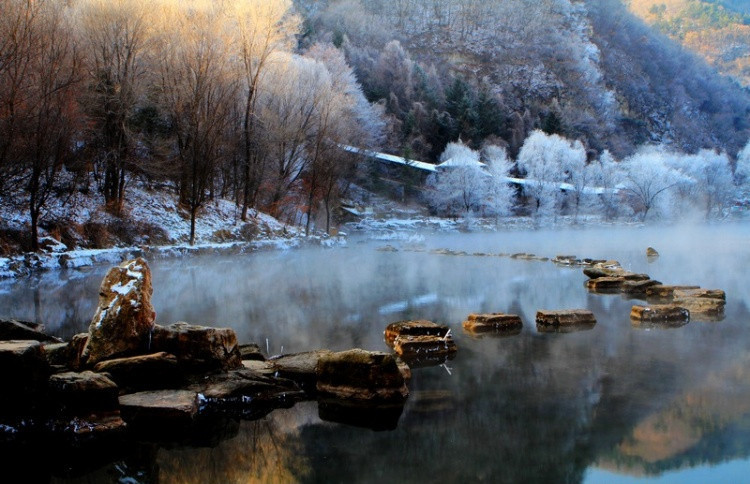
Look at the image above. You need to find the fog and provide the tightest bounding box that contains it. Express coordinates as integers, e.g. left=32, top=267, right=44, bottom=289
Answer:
left=3, top=223, right=750, bottom=482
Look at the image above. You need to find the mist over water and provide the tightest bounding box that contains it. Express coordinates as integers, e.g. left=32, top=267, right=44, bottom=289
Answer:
left=2, top=222, right=750, bottom=482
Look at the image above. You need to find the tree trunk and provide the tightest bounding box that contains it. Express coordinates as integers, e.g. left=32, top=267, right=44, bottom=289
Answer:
left=189, top=205, right=197, bottom=246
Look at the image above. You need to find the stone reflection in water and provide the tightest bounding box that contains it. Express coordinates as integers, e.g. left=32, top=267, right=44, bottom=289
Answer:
left=155, top=403, right=317, bottom=484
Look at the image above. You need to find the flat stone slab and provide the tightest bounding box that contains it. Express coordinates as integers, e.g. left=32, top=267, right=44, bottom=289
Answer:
left=93, top=352, right=181, bottom=390
left=620, top=279, right=662, bottom=296
left=630, top=305, right=690, bottom=326
left=586, top=277, right=626, bottom=292
left=462, top=313, right=522, bottom=333
left=384, top=320, right=449, bottom=347
left=317, top=349, right=408, bottom=402
left=672, top=288, right=726, bottom=301
left=645, top=285, right=701, bottom=300
left=0, top=319, right=61, bottom=343
left=672, top=297, right=725, bottom=320
left=536, top=310, right=597, bottom=327
left=393, top=335, right=457, bottom=359
left=268, top=350, right=333, bottom=393
left=119, top=390, right=199, bottom=425
left=48, top=371, right=119, bottom=412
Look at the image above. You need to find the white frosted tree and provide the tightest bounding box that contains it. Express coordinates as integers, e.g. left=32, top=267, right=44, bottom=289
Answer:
left=558, top=137, right=589, bottom=222
left=427, top=142, right=488, bottom=216
left=619, top=147, right=687, bottom=221
left=591, top=150, right=623, bottom=220
left=736, top=139, right=750, bottom=187
left=482, top=145, right=515, bottom=220
left=671, top=149, right=734, bottom=219
left=517, top=130, right=571, bottom=220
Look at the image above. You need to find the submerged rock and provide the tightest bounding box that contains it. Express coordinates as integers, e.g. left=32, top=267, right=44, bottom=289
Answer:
left=462, top=313, right=522, bottom=334
left=316, top=349, right=408, bottom=403
left=150, top=322, right=242, bottom=372
left=384, top=320, right=449, bottom=347
left=82, top=258, right=156, bottom=366
left=536, top=310, right=597, bottom=333
left=0, top=319, right=61, bottom=343
left=630, top=305, right=690, bottom=327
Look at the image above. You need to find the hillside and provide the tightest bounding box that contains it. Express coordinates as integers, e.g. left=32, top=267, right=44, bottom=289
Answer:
left=628, top=0, right=750, bottom=86
left=299, top=0, right=750, bottom=160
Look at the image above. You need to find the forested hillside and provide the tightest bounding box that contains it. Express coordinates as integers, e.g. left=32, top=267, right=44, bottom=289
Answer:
left=299, top=0, right=750, bottom=159
left=628, top=0, right=750, bottom=86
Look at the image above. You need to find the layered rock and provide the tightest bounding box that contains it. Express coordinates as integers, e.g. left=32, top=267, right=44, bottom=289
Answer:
left=316, top=349, right=408, bottom=402
left=48, top=371, right=119, bottom=414
left=392, top=334, right=458, bottom=360
left=119, top=390, right=199, bottom=427
left=268, top=350, right=333, bottom=393
left=82, top=258, right=156, bottom=366
left=462, top=313, right=522, bottom=334
left=384, top=320, right=449, bottom=347
left=630, top=305, right=690, bottom=327
left=0, top=319, right=61, bottom=343
left=150, top=322, right=242, bottom=372
left=93, top=352, right=182, bottom=390
left=645, top=285, right=701, bottom=300
left=536, top=310, right=597, bottom=333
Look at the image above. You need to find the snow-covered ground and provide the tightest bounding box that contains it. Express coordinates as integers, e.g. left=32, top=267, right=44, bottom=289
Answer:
left=0, top=181, right=344, bottom=279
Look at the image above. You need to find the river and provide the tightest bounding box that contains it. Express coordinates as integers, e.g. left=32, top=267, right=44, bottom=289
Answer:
left=1, top=223, right=749, bottom=483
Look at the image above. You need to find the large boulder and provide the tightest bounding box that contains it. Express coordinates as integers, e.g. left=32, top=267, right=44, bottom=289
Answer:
left=82, top=258, right=156, bottom=366
left=150, top=322, right=242, bottom=372
left=0, top=340, right=51, bottom=411
left=317, top=349, right=408, bottom=403
left=0, top=319, right=61, bottom=343
left=93, top=352, right=182, bottom=390
left=384, top=320, right=449, bottom=347
left=48, top=371, right=119, bottom=414
left=462, top=313, right=522, bottom=334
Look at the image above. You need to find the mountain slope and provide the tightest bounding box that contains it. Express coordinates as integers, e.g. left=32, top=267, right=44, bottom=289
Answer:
left=628, top=0, right=750, bottom=86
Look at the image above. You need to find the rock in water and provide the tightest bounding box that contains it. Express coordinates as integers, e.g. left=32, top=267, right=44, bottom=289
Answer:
left=462, top=313, right=522, bottom=333
left=82, top=258, right=156, bottom=366
left=384, top=320, right=450, bottom=347
left=317, top=349, right=408, bottom=402
left=646, top=247, right=660, bottom=258
left=150, top=322, right=242, bottom=371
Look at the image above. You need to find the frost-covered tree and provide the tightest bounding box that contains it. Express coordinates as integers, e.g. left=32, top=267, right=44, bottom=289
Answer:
left=619, top=147, right=687, bottom=221
left=517, top=130, right=578, bottom=220
left=591, top=150, right=623, bottom=220
left=482, top=145, right=515, bottom=219
left=558, top=137, right=589, bottom=222
left=736, top=140, right=750, bottom=187
left=427, top=142, right=488, bottom=216
left=669, top=149, right=734, bottom=219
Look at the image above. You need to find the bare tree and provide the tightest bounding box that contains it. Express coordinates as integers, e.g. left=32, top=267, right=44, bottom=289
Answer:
left=156, top=2, right=238, bottom=245
left=0, top=0, right=82, bottom=251
left=230, top=0, right=298, bottom=221
left=73, top=0, right=151, bottom=213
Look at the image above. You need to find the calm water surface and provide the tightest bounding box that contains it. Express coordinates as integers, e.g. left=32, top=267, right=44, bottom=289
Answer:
left=2, top=224, right=750, bottom=483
